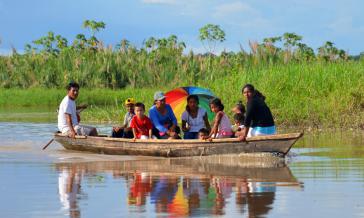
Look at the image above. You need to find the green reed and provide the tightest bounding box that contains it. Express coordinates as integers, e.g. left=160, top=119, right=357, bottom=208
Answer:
left=1, top=59, right=363, bottom=129
left=1, top=34, right=364, bottom=128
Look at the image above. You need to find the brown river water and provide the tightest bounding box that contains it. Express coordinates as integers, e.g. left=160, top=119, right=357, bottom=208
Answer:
left=0, top=122, right=364, bottom=218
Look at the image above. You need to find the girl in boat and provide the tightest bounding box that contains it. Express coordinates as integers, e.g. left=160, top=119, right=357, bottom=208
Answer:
left=149, top=91, right=180, bottom=139
left=181, top=95, right=211, bottom=139
left=232, top=101, right=245, bottom=115
left=236, top=84, right=276, bottom=141
left=205, top=98, right=232, bottom=139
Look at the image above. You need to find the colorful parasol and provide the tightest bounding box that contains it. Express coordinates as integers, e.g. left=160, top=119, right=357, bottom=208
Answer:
left=165, top=86, right=216, bottom=124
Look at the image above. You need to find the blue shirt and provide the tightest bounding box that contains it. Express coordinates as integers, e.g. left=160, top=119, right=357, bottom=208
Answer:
left=149, top=104, right=177, bottom=133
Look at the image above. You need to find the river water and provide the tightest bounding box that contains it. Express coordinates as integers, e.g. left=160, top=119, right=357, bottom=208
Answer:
left=0, top=122, right=364, bottom=218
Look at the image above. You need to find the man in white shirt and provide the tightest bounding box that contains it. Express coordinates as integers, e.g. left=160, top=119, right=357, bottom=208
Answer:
left=58, top=82, right=98, bottom=138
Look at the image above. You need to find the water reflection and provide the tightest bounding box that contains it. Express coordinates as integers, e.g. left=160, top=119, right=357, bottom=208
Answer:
left=55, top=157, right=302, bottom=217
left=58, top=166, right=85, bottom=218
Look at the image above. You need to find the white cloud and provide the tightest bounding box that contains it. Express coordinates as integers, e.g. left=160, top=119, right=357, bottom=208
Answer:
left=214, top=1, right=258, bottom=18
left=141, top=0, right=178, bottom=5
left=211, top=1, right=272, bottom=30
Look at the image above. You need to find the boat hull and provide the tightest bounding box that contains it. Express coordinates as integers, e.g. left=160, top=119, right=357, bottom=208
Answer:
left=54, top=133, right=302, bottom=157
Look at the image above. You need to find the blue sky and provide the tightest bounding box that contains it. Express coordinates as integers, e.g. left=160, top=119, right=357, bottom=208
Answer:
left=1, top=0, right=363, bottom=55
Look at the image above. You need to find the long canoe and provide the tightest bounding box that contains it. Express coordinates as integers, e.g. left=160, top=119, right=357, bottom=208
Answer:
left=54, top=132, right=303, bottom=157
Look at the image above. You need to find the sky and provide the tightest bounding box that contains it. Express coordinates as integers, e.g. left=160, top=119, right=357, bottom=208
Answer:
left=1, top=0, right=364, bottom=55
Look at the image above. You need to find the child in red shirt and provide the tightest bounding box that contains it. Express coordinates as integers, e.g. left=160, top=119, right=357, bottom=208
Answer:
left=130, top=102, right=156, bottom=140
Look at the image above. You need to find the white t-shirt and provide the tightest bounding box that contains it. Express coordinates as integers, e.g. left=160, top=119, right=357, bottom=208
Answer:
left=181, top=107, right=207, bottom=132
left=58, top=96, right=78, bottom=132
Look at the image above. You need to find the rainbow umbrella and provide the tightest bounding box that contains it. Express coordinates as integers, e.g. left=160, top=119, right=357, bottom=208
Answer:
left=165, top=86, right=216, bottom=124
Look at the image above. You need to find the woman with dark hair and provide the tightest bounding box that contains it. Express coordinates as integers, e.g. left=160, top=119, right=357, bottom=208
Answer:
left=181, top=95, right=211, bottom=139
left=236, top=84, right=276, bottom=141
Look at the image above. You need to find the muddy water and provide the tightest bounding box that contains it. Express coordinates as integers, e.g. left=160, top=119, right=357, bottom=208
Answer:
left=1, top=122, right=364, bottom=218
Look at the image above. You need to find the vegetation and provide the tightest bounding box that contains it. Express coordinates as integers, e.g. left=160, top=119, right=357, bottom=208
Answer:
left=0, top=20, right=363, bottom=128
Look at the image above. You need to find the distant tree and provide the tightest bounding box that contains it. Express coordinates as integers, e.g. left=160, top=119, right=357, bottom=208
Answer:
left=318, top=41, right=346, bottom=61
left=82, top=20, right=106, bottom=49
left=282, top=32, right=302, bottom=50
left=32, top=31, right=67, bottom=54
left=296, top=43, right=315, bottom=61
left=145, top=37, right=157, bottom=51
left=116, top=39, right=131, bottom=53
left=72, top=34, right=87, bottom=50
left=199, top=24, right=225, bottom=54
left=83, top=20, right=106, bottom=37
left=263, top=36, right=282, bottom=45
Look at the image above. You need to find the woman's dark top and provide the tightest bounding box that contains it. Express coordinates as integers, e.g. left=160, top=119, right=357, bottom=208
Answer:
left=244, top=96, right=274, bottom=127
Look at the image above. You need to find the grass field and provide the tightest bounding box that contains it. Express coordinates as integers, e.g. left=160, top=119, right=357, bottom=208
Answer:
left=1, top=59, right=364, bottom=129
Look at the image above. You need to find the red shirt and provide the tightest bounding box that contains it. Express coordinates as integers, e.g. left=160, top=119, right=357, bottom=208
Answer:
left=130, top=115, right=153, bottom=139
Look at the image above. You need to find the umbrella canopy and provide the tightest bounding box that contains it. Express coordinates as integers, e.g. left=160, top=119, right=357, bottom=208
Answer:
left=165, top=87, right=216, bottom=124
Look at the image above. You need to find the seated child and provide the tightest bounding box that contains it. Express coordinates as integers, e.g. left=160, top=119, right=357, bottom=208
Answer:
left=232, top=113, right=245, bottom=133
left=232, top=101, right=246, bottom=115
left=206, top=98, right=233, bottom=139
left=130, top=102, right=156, bottom=140
left=198, top=128, right=210, bottom=140
left=112, top=98, right=135, bottom=138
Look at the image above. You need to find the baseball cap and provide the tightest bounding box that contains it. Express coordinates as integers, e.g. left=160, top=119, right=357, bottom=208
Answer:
left=154, top=91, right=166, bottom=101
left=125, top=98, right=136, bottom=105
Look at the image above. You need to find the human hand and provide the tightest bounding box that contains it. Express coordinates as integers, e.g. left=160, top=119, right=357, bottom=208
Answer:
left=169, top=131, right=177, bottom=137
left=78, top=104, right=88, bottom=109
left=69, top=130, right=76, bottom=139
left=113, top=126, right=121, bottom=132
left=238, top=135, right=246, bottom=142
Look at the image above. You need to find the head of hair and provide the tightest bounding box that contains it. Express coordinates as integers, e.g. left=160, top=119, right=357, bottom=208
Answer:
left=209, top=98, right=224, bottom=111
left=242, top=83, right=266, bottom=101
left=67, top=82, right=80, bottom=90
left=198, top=128, right=209, bottom=135
left=235, top=101, right=246, bottom=114
left=233, top=113, right=245, bottom=124
left=134, top=102, right=145, bottom=110
left=186, top=95, right=199, bottom=113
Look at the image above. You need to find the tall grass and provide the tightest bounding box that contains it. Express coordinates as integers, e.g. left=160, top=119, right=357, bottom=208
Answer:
left=1, top=59, right=364, bottom=128
left=1, top=30, right=364, bottom=128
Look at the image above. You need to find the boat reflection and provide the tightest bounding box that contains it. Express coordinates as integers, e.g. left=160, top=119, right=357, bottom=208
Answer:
left=56, top=155, right=302, bottom=217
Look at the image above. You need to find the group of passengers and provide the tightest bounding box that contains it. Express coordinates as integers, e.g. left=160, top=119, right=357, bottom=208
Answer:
left=57, top=82, right=276, bottom=141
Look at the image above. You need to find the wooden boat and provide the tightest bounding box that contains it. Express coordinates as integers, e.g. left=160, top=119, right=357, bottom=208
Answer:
left=54, top=132, right=303, bottom=157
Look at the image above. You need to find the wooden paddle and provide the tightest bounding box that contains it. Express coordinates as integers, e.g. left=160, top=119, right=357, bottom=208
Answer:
left=42, top=138, right=54, bottom=150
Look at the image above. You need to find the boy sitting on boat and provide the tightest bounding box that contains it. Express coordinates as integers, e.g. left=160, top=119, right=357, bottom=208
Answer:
left=130, top=102, right=156, bottom=140
left=57, top=82, right=98, bottom=138
left=111, top=98, right=135, bottom=138
left=198, top=128, right=209, bottom=140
